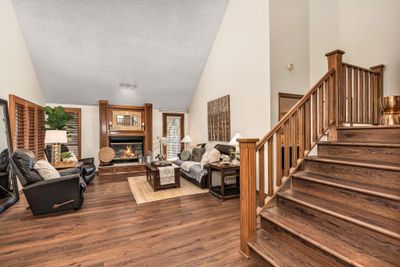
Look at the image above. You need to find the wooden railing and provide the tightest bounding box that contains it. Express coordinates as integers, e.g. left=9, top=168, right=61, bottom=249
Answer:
left=238, top=50, right=384, bottom=257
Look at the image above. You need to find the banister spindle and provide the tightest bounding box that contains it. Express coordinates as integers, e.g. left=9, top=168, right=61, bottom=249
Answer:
left=258, top=145, right=265, bottom=207
left=267, top=138, right=274, bottom=197
left=370, top=65, right=385, bottom=125
left=276, top=129, right=282, bottom=186
left=238, top=138, right=259, bottom=258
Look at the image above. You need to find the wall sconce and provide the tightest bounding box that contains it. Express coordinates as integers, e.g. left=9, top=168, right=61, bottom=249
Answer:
left=287, top=63, right=294, bottom=71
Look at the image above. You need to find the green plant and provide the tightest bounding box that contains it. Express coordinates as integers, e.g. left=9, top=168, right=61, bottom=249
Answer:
left=44, top=106, right=73, bottom=130
left=61, top=152, right=72, bottom=160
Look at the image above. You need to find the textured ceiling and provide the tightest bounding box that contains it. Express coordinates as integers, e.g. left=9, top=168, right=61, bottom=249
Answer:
left=12, top=0, right=229, bottom=110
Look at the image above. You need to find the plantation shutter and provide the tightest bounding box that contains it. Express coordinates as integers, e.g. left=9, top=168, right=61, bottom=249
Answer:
left=63, top=107, right=81, bottom=159
left=162, top=113, right=184, bottom=161
left=9, top=95, right=46, bottom=159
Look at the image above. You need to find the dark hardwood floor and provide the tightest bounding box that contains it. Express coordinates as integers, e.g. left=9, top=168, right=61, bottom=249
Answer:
left=0, top=175, right=264, bottom=266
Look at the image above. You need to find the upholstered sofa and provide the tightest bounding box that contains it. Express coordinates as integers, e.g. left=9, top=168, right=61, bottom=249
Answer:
left=174, top=143, right=235, bottom=188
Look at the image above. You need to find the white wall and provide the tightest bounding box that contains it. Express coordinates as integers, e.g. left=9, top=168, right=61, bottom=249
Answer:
left=0, top=0, right=44, bottom=104
left=310, top=0, right=400, bottom=95
left=188, top=0, right=270, bottom=143
left=270, top=0, right=310, bottom=125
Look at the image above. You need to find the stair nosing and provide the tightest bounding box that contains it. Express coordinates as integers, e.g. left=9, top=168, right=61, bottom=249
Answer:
left=261, top=209, right=365, bottom=267
left=275, top=190, right=400, bottom=240
left=337, top=125, right=400, bottom=130
left=292, top=172, right=400, bottom=202
left=248, top=238, right=280, bottom=267
left=305, top=156, right=400, bottom=171
left=318, top=141, right=400, bottom=148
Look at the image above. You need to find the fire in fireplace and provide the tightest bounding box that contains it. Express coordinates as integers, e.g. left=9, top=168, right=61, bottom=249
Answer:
left=110, top=136, right=144, bottom=163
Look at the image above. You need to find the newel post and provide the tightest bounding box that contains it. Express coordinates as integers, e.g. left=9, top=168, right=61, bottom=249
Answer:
left=326, top=50, right=345, bottom=130
left=238, top=138, right=259, bottom=258
left=370, top=64, right=385, bottom=125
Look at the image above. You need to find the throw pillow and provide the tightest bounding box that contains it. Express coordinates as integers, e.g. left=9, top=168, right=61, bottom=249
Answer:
left=12, top=149, right=43, bottom=183
left=191, top=147, right=205, bottom=162
left=180, top=150, right=191, bottom=161
left=208, top=148, right=221, bottom=163
left=200, top=151, right=210, bottom=169
left=34, top=160, right=61, bottom=180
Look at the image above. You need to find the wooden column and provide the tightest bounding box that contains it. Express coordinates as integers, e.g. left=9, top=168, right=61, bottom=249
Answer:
left=370, top=64, right=385, bottom=125
left=144, top=103, right=153, bottom=153
left=238, top=138, right=259, bottom=258
left=325, top=49, right=345, bottom=129
left=99, top=100, right=109, bottom=149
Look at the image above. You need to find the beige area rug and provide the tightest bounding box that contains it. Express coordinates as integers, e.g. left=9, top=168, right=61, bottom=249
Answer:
left=127, top=176, right=209, bottom=204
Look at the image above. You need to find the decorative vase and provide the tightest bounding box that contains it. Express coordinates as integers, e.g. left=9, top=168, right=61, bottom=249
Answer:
left=380, top=95, right=400, bottom=125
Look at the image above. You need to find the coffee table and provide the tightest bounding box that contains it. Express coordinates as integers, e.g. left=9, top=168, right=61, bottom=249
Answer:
left=146, top=163, right=180, bottom=191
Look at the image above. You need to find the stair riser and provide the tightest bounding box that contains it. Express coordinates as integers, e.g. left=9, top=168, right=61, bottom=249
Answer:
left=274, top=196, right=400, bottom=265
left=318, top=144, right=400, bottom=164
left=303, top=160, right=400, bottom=190
left=292, top=178, right=400, bottom=220
left=337, top=127, right=400, bottom=144
left=259, top=219, right=349, bottom=267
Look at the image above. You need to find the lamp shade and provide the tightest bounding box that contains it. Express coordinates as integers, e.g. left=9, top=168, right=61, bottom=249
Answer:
left=228, top=133, right=243, bottom=146
left=181, top=135, right=193, bottom=143
left=45, top=130, right=68, bottom=144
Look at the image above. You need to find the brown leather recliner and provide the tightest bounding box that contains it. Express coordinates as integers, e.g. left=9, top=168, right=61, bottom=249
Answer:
left=11, top=149, right=85, bottom=215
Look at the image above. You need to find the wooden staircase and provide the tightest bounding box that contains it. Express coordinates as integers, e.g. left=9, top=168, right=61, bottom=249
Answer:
left=238, top=50, right=400, bottom=266
left=249, top=126, right=400, bottom=266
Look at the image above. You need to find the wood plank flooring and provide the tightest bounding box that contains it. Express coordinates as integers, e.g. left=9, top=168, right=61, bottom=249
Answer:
left=0, top=175, right=263, bottom=267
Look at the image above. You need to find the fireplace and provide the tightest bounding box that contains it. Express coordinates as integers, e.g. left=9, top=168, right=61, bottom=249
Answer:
left=110, top=136, right=144, bottom=164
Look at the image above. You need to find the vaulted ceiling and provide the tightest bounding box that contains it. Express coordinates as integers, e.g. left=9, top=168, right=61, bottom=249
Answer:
left=12, top=0, right=229, bottom=110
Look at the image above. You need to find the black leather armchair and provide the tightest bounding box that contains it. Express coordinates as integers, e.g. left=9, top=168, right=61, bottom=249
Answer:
left=45, top=145, right=96, bottom=184
left=11, top=149, right=85, bottom=215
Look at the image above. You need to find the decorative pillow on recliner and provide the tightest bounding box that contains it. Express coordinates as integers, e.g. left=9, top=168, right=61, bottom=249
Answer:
left=34, top=160, right=61, bottom=180
left=12, top=149, right=43, bottom=183
left=191, top=147, right=205, bottom=162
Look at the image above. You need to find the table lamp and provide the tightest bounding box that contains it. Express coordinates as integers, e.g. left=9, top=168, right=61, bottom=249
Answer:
left=181, top=135, right=193, bottom=150
left=45, top=130, right=68, bottom=164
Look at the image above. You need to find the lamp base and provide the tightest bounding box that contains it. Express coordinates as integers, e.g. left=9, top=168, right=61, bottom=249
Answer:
left=51, top=143, right=61, bottom=164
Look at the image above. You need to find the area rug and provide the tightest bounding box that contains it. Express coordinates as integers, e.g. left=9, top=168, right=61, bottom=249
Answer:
left=127, top=176, right=209, bottom=204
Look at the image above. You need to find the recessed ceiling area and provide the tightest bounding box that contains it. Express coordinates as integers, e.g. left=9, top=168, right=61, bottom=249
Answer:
left=12, top=0, right=229, bottom=110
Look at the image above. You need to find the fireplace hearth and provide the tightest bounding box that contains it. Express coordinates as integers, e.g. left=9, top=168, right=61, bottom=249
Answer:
left=110, top=136, right=144, bottom=164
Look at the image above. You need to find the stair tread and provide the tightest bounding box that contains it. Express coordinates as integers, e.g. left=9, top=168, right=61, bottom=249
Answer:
left=277, top=190, right=400, bottom=237
left=293, top=171, right=400, bottom=201
left=249, top=229, right=342, bottom=267
left=337, top=125, right=400, bottom=130
left=305, top=156, right=400, bottom=171
left=261, top=206, right=396, bottom=267
left=318, top=141, right=400, bottom=148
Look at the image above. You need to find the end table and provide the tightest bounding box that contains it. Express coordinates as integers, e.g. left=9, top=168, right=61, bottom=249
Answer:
left=207, top=162, right=240, bottom=200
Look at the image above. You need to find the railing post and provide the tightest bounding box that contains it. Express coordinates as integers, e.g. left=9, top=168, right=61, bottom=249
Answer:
left=370, top=64, right=385, bottom=125
left=238, top=138, right=259, bottom=258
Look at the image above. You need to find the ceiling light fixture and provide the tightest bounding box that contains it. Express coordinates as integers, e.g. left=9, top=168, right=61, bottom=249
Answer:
left=119, top=82, right=137, bottom=90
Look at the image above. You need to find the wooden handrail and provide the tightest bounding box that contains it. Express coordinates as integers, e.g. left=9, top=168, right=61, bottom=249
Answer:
left=257, top=68, right=335, bottom=150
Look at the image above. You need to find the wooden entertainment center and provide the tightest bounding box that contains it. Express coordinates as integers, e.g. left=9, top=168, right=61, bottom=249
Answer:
left=98, top=100, right=152, bottom=176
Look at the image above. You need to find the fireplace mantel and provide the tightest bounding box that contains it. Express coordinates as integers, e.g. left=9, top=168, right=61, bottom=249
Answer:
left=99, top=100, right=153, bottom=155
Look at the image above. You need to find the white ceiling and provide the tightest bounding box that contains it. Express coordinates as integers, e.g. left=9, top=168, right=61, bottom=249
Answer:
left=12, top=0, right=229, bottom=110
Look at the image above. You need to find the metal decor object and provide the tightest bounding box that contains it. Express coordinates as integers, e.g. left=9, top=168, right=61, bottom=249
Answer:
left=380, top=95, right=400, bottom=125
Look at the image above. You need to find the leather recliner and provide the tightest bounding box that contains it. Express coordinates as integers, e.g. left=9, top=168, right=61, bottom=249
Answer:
left=45, top=145, right=96, bottom=184
left=11, top=149, right=85, bottom=215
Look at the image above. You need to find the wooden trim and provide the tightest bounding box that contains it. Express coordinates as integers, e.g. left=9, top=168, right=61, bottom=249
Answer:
left=162, top=112, right=185, bottom=156
left=63, top=107, right=82, bottom=159
left=99, top=100, right=109, bottom=149
left=144, top=103, right=153, bottom=154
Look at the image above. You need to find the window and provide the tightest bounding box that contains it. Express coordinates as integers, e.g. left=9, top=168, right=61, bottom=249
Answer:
left=63, top=107, right=81, bottom=159
left=162, top=113, right=184, bottom=160
left=9, top=95, right=45, bottom=159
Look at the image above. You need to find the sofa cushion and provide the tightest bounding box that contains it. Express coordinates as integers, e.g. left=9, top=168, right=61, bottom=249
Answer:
left=12, top=149, right=43, bottom=184
left=180, top=150, right=191, bottom=161
left=214, top=144, right=235, bottom=156
left=0, top=149, right=9, bottom=171
left=208, top=148, right=221, bottom=164
left=34, top=160, right=61, bottom=180
left=191, top=147, right=205, bottom=162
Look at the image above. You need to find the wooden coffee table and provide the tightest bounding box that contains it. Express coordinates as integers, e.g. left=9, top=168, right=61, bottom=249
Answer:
left=146, top=163, right=180, bottom=191
left=52, top=161, right=83, bottom=170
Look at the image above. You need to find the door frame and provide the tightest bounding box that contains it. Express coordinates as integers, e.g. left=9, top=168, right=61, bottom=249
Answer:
left=162, top=113, right=185, bottom=156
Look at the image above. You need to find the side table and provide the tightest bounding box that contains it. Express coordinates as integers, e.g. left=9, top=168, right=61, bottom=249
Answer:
left=207, top=162, right=240, bottom=200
